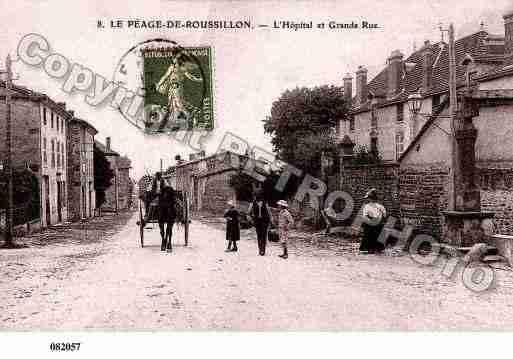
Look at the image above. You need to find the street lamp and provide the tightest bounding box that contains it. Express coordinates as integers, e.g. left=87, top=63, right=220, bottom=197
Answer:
left=407, top=92, right=423, bottom=115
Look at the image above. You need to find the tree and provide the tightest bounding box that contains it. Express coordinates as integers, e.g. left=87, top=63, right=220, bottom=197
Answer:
left=94, top=144, right=115, bottom=208
left=0, top=169, right=40, bottom=225
left=353, top=145, right=382, bottom=165
left=263, top=85, right=347, bottom=176
left=229, top=168, right=301, bottom=206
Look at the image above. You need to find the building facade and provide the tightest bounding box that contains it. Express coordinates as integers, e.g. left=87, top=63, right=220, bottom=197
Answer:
left=117, top=156, right=133, bottom=210
left=95, top=138, right=119, bottom=212
left=163, top=151, right=267, bottom=214
left=67, top=117, right=98, bottom=221
left=94, top=137, right=132, bottom=213
left=0, top=83, right=71, bottom=228
left=338, top=10, right=513, bottom=237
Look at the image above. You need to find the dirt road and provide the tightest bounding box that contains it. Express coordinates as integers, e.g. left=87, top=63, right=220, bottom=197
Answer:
left=2, top=212, right=513, bottom=330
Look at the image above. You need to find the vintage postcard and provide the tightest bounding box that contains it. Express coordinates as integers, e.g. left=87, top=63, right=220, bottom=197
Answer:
left=1, top=0, right=513, bottom=357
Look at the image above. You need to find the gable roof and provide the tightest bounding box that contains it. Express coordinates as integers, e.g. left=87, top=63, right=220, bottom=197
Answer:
left=351, top=31, right=505, bottom=114
left=163, top=150, right=271, bottom=180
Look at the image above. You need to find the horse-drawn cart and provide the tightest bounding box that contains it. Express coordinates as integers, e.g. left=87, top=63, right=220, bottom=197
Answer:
left=137, top=189, right=190, bottom=249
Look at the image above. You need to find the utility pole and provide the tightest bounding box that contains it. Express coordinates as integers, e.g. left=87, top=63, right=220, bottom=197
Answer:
left=2, top=55, right=14, bottom=247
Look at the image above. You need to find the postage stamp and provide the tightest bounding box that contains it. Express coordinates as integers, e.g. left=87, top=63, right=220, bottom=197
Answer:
left=142, top=46, right=214, bottom=132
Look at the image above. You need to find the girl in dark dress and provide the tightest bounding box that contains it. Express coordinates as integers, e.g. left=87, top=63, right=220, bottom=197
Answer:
left=224, top=200, right=240, bottom=252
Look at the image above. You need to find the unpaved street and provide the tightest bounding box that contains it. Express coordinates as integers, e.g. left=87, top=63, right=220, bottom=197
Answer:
left=2, top=212, right=513, bottom=330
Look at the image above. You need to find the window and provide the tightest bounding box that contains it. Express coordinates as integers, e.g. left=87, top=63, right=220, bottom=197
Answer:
left=51, top=112, right=54, bottom=129
left=43, top=108, right=47, bottom=126
left=396, top=131, right=405, bottom=160
left=51, top=139, right=55, bottom=168
left=397, top=103, right=404, bottom=122
left=43, top=138, right=47, bottom=164
left=61, top=143, right=65, bottom=167
left=56, top=116, right=60, bottom=132
left=349, top=117, right=355, bottom=131
left=57, top=141, right=60, bottom=167
left=62, top=182, right=66, bottom=204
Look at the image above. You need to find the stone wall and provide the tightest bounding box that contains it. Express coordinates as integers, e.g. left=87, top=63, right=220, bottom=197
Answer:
left=397, top=164, right=513, bottom=239
left=479, top=165, right=513, bottom=235
left=198, top=170, right=236, bottom=215
left=339, top=163, right=400, bottom=221
left=399, top=165, right=451, bottom=238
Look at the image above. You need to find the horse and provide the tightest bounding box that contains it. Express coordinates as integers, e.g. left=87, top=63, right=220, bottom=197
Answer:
left=156, top=186, right=176, bottom=252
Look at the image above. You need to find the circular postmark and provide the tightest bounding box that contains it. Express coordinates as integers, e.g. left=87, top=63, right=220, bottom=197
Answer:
left=112, top=38, right=212, bottom=133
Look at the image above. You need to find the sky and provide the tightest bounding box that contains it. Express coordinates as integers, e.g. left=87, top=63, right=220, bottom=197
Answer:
left=0, top=0, right=511, bottom=179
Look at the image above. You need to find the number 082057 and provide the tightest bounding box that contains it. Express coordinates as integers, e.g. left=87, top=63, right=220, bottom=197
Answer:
left=49, top=342, right=81, bottom=351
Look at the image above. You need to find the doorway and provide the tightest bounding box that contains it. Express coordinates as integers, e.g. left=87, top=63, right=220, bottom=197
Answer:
left=57, top=180, right=62, bottom=223
left=44, top=176, right=50, bottom=226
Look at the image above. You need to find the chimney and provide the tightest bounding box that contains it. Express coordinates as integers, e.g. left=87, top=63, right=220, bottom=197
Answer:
left=106, top=137, right=111, bottom=151
left=421, top=41, right=433, bottom=93
left=504, top=9, right=513, bottom=57
left=355, top=66, right=368, bottom=106
left=343, top=73, right=353, bottom=104
left=387, top=49, right=404, bottom=98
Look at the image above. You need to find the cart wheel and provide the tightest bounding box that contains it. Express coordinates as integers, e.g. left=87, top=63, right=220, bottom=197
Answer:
left=139, top=202, right=144, bottom=248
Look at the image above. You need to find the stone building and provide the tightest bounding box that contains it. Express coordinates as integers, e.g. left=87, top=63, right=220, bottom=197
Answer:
left=94, top=138, right=119, bottom=212
left=67, top=117, right=98, bottom=221
left=163, top=151, right=267, bottom=215
left=338, top=10, right=513, bottom=238
left=0, top=82, right=71, bottom=227
left=94, top=137, right=132, bottom=213
left=117, top=156, right=133, bottom=210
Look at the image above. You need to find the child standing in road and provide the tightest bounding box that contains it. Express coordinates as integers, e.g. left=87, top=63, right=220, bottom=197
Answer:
left=224, top=200, right=240, bottom=252
left=277, top=200, right=294, bottom=259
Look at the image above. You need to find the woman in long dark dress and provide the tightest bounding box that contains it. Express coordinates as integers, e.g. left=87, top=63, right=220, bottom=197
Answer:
left=360, top=188, right=387, bottom=254
left=224, top=200, right=240, bottom=252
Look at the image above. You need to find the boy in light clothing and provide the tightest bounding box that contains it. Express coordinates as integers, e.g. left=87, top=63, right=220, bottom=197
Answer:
left=277, top=200, right=294, bottom=259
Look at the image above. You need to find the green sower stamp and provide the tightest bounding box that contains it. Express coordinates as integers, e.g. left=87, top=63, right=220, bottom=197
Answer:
left=142, top=46, right=214, bottom=132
